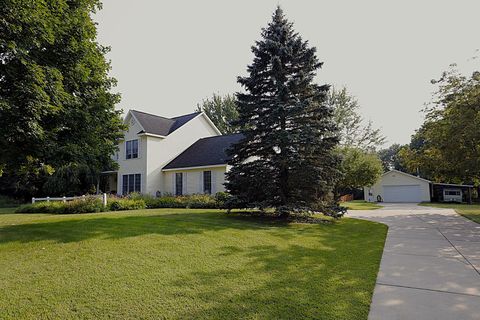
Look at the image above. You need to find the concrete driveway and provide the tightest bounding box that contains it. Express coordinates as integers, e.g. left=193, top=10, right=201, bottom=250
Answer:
left=349, top=203, right=480, bottom=320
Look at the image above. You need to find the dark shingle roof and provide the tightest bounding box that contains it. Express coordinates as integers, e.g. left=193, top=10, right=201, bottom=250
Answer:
left=130, top=110, right=201, bottom=136
left=163, top=134, right=244, bottom=170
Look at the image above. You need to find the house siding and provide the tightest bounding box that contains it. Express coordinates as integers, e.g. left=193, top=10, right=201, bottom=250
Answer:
left=116, top=117, right=147, bottom=194
left=145, top=114, right=219, bottom=195
left=163, top=166, right=227, bottom=195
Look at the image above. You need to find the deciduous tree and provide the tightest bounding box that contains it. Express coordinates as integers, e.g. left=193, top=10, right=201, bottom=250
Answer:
left=195, top=94, right=239, bottom=134
left=328, top=87, right=385, bottom=151
left=336, top=147, right=383, bottom=192
left=401, top=65, right=480, bottom=185
left=0, top=0, right=124, bottom=197
left=377, top=144, right=408, bottom=172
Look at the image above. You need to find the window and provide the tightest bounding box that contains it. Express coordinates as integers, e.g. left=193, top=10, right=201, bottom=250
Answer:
left=126, top=139, right=139, bottom=159
left=175, top=173, right=183, bottom=196
left=134, top=174, right=141, bottom=192
left=122, top=174, right=141, bottom=194
left=444, top=189, right=461, bottom=196
left=203, top=171, right=212, bottom=194
left=445, top=190, right=461, bottom=196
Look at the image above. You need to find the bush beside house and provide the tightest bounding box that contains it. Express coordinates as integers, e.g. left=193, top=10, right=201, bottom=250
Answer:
left=15, top=193, right=230, bottom=214
left=16, top=197, right=106, bottom=214
left=107, top=198, right=146, bottom=211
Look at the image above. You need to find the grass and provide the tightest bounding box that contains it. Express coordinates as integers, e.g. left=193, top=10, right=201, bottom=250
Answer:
left=343, top=200, right=383, bottom=210
left=0, top=208, right=387, bottom=320
left=419, top=202, right=480, bottom=224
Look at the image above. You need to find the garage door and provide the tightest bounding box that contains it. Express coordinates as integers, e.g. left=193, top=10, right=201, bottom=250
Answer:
left=383, top=185, right=422, bottom=203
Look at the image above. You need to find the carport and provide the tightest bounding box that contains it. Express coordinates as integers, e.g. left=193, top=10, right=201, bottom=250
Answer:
left=431, top=183, right=475, bottom=204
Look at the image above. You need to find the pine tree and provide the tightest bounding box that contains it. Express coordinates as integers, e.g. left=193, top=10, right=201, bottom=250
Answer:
left=226, top=7, right=341, bottom=214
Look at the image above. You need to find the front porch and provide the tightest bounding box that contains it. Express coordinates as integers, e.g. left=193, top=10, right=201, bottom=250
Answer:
left=100, top=171, right=118, bottom=194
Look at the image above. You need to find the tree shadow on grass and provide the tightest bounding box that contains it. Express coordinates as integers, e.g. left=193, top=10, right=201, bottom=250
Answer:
left=0, top=211, right=386, bottom=319
left=0, top=211, right=339, bottom=244
left=0, top=211, right=382, bottom=248
left=167, top=236, right=385, bottom=319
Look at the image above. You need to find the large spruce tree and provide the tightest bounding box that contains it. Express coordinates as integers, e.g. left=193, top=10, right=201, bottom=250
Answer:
left=0, top=0, right=124, bottom=197
left=226, top=7, right=341, bottom=213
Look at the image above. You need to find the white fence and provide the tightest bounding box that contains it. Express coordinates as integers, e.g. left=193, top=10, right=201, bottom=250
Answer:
left=32, top=193, right=107, bottom=207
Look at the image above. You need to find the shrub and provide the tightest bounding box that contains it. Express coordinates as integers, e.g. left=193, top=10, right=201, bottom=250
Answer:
left=66, top=198, right=105, bottom=214
left=125, top=193, right=219, bottom=209
left=181, top=194, right=217, bottom=209
left=15, top=192, right=233, bottom=213
left=0, top=195, right=22, bottom=208
left=128, top=192, right=152, bottom=201
left=16, top=202, right=64, bottom=214
left=16, top=197, right=105, bottom=214
left=214, top=192, right=231, bottom=207
left=134, top=193, right=221, bottom=209
left=144, top=196, right=183, bottom=209
left=108, top=198, right=146, bottom=211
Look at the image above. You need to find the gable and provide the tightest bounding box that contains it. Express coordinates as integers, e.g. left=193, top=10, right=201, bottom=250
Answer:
left=128, top=110, right=204, bottom=137
left=382, top=170, right=431, bottom=183
left=378, top=170, right=431, bottom=188
left=123, top=115, right=145, bottom=140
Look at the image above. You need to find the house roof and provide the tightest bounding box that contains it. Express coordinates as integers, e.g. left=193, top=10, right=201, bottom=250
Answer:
left=162, top=134, right=244, bottom=170
left=433, top=182, right=474, bottom=188
left=383, top=169, right=432, bottom=183
left=375, top=170, right=475, bottom=188
left=130, top=110, right=201, bottom=136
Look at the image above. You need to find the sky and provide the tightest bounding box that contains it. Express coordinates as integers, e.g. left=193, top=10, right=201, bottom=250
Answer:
left=94, top=0, right=480, bottom=145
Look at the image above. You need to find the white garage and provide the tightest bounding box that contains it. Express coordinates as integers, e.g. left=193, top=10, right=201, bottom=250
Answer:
left=364, top=170, right=432, bottom=203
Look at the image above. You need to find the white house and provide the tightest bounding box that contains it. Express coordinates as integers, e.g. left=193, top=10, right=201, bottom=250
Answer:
left=103, top=110, right=243, bottom=196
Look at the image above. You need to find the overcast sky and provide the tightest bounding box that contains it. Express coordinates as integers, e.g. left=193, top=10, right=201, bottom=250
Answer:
left=95, top=0, right=479, bottom=145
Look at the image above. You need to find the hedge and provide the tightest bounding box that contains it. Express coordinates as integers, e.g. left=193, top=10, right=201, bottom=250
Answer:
left=15, top=193, right=231, bottom=214
left=108, top=198, right=146, bottom=211
left=16, top=197, right=105, bottom=214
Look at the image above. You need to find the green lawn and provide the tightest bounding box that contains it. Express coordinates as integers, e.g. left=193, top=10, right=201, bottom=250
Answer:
left=0, top=208, right=387, bottom=319
left=419, top=202, right=480, bottom=224
left=0, top=207, right=18, bottom=214
left=343, top=200, right=383, bottom=210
